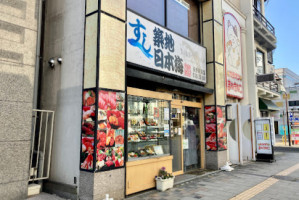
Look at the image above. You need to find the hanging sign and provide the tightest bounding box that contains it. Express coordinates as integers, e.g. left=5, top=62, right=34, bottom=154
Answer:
left=127, top=11, right=206, bottom=83
left=224, top=13, right=243, bottom=99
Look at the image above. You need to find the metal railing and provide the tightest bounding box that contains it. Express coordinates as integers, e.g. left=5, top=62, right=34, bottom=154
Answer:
left=29, top=109, right=55, bottom=181
left=253, top=5, right=275, bottom=35
left=257, top=81, right=280, bottom=93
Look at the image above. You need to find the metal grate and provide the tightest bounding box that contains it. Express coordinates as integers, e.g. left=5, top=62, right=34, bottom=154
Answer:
left=29, top=109, right=55, bottom=181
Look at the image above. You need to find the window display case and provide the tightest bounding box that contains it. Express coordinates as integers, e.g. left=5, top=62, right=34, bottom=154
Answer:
left=126, top=87, right=173, bottom=195
left=127, top=95, right=170, bottom=161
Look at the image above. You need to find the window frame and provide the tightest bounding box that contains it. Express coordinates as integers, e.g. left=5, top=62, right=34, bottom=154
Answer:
left=127, top=0, right=201, bottom=45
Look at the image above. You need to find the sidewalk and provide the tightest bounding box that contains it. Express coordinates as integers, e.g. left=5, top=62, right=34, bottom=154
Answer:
left=126, top=151, right=299, bottom=200
left=28, top=150, right=299, bottom=200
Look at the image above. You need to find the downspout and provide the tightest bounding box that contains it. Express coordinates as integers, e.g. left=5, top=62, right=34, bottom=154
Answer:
left=33, top=0, right=45, bottom=109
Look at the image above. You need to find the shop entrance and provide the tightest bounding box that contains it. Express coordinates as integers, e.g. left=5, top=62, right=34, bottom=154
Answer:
left=171, top=100, right=202, bottom=176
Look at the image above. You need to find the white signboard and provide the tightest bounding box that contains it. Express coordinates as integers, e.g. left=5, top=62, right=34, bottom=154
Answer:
left=255, top=119, right=272, bottom=154
left=127, top=11, right=206, bottom=83
left=224, top=13, right=243, bottom=99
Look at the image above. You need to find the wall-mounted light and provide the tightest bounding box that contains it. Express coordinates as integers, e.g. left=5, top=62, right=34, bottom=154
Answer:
left=48, top=57, right=62, bottom=69
left=57, top=57, right=62, bottom=64
left=48, top=58, right=55, bottom=68
left=226, top=104, right=233, bottom=121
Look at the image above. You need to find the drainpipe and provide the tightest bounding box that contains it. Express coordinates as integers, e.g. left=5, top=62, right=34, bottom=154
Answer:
left=33, top=0, right=45, bottom=109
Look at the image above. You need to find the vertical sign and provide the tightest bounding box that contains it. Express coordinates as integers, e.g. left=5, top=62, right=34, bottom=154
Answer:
left=224, top=13, right=243, bottom=99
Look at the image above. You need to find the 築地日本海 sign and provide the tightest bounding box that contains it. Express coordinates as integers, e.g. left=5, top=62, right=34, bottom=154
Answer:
left=126, top=11, right=206, bottom=84
left=224, top=13, right=243, bottom=99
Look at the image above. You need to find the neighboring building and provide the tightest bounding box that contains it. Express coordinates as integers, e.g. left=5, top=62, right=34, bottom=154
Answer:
left=276, top=68, right=299, bottom=88
left=0, top=0, right=40, bottom=199
left=0, top=0, right=280, bottom=199
left=274, top=68, right=299, bottom=136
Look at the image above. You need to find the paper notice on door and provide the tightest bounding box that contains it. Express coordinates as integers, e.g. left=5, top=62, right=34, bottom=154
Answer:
left=264, top=124, right=269, bottom=131
left=164, top=108, right=169, bottom=120
left=183, top=139, right=189, bottom=149
left=178, top=128, right=182, bottom=135
left=164, top=124, right=169, bottom=137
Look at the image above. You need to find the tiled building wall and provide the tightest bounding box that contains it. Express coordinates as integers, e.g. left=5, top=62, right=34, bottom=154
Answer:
left=0, top=0, right=39, bottom=199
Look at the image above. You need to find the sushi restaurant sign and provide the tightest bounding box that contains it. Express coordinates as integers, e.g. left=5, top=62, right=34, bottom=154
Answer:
left=126, top=11, right=206, bottom=84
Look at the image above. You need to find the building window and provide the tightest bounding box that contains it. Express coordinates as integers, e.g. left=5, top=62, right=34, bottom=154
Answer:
left=256, top=50, right=265, bottom=75
left=289, top=101, right=299, bottom=107
left=127, top=0, right=200, bottom=43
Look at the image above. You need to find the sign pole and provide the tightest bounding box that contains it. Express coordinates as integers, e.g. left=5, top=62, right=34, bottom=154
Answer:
left=287, top=111, right=291, bottom=146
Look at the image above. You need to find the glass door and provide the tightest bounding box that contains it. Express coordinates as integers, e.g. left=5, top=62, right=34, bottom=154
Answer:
left=170, top=105, right=183, bottom=175
left=183, top=107, right=201, bottom=171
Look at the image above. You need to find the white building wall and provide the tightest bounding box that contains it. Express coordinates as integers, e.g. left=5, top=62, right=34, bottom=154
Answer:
left=40, top=0, right=85, bottom=189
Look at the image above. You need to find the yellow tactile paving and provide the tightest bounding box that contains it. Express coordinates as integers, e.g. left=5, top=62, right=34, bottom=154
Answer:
left=230, top=163, right=299, bottom=200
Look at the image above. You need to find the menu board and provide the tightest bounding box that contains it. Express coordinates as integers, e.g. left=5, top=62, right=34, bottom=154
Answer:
left=81, top=89, right=96, bottom=170
left=255, top=119, right=272, bottom=154
left=96, top=90, right=125, bottom=171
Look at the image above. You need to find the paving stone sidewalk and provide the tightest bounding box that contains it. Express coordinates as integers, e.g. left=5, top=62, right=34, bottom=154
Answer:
left=126, top=151, right=299, bottom=200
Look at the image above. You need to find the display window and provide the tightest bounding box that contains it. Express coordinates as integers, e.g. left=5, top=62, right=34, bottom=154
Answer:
left=127, top=95, right=171, bottom=161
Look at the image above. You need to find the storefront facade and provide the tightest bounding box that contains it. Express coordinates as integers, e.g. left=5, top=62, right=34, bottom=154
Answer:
left=80, top=1, right=215, bottom=197
left=34, top=0, right=278, bottom=200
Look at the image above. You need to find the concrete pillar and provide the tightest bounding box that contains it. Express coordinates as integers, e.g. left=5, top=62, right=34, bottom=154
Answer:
left=79, top=0, right=126, bottom=200
left=202, top=0, right=227, bottom=170
left=240, top=0, right=260, bottom=118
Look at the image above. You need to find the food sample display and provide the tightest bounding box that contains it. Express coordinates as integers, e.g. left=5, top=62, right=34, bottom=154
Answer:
left=127, top=95, right=170, bottom=161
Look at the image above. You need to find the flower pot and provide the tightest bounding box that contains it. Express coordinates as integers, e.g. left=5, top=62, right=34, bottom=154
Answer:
left=155, top=177, right=175, bottom=191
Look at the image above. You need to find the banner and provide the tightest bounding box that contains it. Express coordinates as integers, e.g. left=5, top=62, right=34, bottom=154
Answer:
left=224, top=13, right=243, bottom=99
left=127, top=11, right=206, bottom=83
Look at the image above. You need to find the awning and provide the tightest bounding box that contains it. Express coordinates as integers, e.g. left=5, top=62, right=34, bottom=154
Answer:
left=259, top=98, right=280, bottom=111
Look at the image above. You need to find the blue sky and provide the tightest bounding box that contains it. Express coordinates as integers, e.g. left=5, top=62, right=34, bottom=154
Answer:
left=265, top=1, right=299, bottom=74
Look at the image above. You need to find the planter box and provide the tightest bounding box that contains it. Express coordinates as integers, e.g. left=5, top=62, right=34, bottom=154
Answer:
left=155, top=177, right=174, bottom=191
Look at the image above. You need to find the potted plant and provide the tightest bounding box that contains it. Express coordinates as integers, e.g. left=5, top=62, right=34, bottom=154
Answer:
left=155, top=167, right=175, bottom=191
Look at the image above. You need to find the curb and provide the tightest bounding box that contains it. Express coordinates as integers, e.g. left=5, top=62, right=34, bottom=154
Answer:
left=274, top=146, right=299, bottom=152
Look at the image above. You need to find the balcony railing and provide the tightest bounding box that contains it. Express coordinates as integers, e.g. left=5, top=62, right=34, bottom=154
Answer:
left=253, top=6, right=275, bottom=36
left=257, top=81, right=279, bottom=93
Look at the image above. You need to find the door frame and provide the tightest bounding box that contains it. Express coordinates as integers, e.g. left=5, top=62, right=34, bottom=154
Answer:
left=171, top=100, right=203, bottom=176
